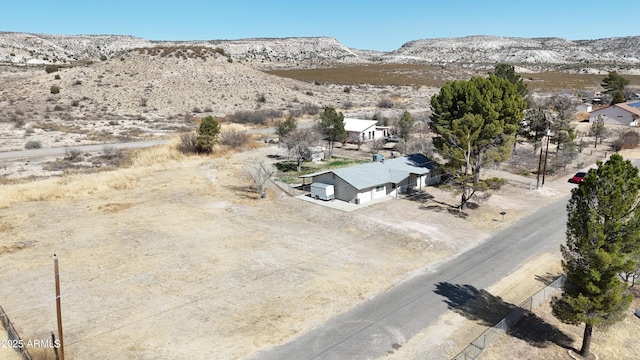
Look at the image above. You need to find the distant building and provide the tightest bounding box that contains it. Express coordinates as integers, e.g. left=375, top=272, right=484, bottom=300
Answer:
left=589, top=101, right=640, bottom=126
left=343, top=118, right=389, bottom=143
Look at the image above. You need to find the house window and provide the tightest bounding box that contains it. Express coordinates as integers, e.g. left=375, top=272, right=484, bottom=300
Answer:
left=376, top=186, right=385, bottom=192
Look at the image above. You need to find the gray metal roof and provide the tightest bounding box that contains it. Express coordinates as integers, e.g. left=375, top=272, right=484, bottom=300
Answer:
left=301, top=154, right=437, bottom=190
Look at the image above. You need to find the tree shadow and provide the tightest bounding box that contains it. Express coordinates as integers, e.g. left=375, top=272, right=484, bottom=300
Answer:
left=404, top=190, right=435, bottom=203
left=507, top=313, right=574, bottom=349
left=411, top=192, right=470, bottom=218
left=535, top=272, right=563, bottom=286
left=226, top=184, right=260, bottom=200
left=434, top=282, right=573, bottom=349
left=434, top=282, right=516, bottom=326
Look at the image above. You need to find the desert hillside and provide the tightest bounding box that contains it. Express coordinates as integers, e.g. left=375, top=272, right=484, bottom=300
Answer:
left=2, top=32, right=640, bottom=71
left=388, top=35, right=640, bottom=71
left=1, top=31, right=640, bottom=155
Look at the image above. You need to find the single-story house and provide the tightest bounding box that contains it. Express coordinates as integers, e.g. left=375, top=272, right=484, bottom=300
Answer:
left=300, top=153, right=441, bottom=204
left=589, top=101, right=640, bottom=126
left=343, top=118, right=390, bottom=142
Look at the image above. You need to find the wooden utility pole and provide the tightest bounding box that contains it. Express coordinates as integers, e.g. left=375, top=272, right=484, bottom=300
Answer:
left=542, top=131, right=551, bottom=187
left=54, top=254, right=65, bottom=360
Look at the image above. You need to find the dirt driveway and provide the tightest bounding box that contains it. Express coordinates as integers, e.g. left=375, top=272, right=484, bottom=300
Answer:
left=0, top=144, right=597, bottom=359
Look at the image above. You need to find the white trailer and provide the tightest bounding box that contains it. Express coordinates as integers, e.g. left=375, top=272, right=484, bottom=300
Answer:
left=310, top=183, right=335, bottom=201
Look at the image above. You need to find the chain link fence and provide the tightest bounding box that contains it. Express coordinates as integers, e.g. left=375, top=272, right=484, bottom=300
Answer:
left=0, top=305, right=32, bottom=360
left=453, top=275, right=566, bottom=360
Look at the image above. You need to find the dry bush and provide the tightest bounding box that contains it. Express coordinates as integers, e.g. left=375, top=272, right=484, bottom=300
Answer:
left=178, top=132, right=197, bottom=153
left=0, top=145, right=184, bottom=209
left=611, top=129, right=640, bottom=152
left=302, top=102, right=320, bottom=115
left=102, top=146, right=127, bottom=165
left=220, top=131, right=252, bottom=149
left=24, top=140, right=41, bottom=149
left=377, top=98, right=394, bottom=108
left=64, top=148, right=83, bottom=161
left=227, top=109, right=283, bottom=125
left=130, top=145, right=184, bottom=167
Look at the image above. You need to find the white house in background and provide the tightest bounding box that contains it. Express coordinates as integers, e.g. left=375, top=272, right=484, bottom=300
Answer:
left=300, top=154, right=441, bottom=205
left=589, top=101, right=640, bottom=126
left=343, top=118, right=389, bottom=142
left=576, top=103, right=593, bottom=113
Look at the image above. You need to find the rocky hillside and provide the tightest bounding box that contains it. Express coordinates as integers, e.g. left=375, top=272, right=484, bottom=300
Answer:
left=387, top=35, right=640, bottom=67
left=0, top=33, right=365, bottom=68
left=2, top=32, right=640, bottom=71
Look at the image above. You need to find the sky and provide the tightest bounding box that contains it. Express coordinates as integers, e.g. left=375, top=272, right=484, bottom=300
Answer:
left=2, top=0, right=638, bottom=52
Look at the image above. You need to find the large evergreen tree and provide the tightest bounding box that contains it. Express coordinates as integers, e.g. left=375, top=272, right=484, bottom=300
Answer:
left=429, top=75, right=526, bottom=208
left=601, top=71, right=630, bottom=95
left=491, top=63, right=530, bottom=104
left=552, top=154, right=640, bottom=357
left=611, top=89, right=626, bottom=105
left=318, top=107, right=346, bottom=159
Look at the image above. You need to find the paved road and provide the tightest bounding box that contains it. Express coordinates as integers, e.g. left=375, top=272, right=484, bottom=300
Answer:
left=252, top=194, right=570, bottom=360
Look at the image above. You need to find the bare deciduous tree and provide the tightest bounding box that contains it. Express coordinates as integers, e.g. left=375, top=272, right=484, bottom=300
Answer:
left=282, top=128, right=319, bottom=172
left=368, top=138, right=386, bottom=155
left=247, top=161, right=275, bottom=198
left=589, top=115, right=607, bottom=148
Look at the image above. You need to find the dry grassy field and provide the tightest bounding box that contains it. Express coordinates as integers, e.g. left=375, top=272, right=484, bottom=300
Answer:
left=268, top=64, right=640, bottom=91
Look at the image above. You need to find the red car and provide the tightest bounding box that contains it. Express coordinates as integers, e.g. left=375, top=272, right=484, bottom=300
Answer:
left=568, top=172, right=586, bottom=183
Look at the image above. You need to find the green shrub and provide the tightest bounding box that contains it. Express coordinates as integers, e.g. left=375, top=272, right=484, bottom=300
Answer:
left=343, top=87, right=351, bottom=93
left=196, top=116, right=221, bottom=153
left=50, top=85, right=60, bottom=94
left=100, top=54, right=107, bottom=61
left=45, top=65, right=59, bottom=73
left=54, top=74, right=61, bottom=80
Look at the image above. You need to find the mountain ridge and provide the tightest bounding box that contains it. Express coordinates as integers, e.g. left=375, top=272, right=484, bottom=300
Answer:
left=1, top=32, right=640, bottom=71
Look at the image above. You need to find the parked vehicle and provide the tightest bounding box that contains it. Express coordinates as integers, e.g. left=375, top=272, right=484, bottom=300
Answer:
left=310, top=183, right=335, bottom=201
left=568, top=172, right=586, bottom=183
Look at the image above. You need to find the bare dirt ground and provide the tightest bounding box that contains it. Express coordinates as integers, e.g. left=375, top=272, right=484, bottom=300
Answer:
left=2, top=136, right=619, bottom=360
